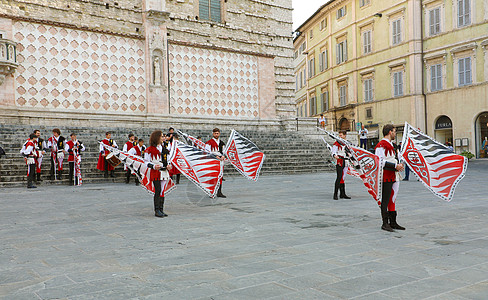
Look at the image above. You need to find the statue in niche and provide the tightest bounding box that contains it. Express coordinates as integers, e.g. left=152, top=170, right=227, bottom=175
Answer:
left=153, top=56, right=161, bottom=86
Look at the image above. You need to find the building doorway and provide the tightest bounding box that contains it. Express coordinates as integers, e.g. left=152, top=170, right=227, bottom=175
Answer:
left=475, top=112, right=488, bottom=158
left=434, top=115, right=453, bottom=146
left=339, top=118, right=350, bottom=131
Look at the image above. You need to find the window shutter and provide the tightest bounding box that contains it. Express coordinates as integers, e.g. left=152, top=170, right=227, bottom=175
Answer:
left=458, top=0, right=464, bottom=26
left=437, top=64, right=442, bottom=89
left=465, top=57, right=472, bottom=84
left=465, top=0, right=471, bottom=25
left=336, top=44, right=340, bottom=64
left=199, top=0, right=210, bottom=20
left=344, top=40, right=348, bottom=61
left=210, top=0, right=221, bottom=22
left=459, top=59, right=465, bottom=85
left=430, top=65, right=436, bottom=90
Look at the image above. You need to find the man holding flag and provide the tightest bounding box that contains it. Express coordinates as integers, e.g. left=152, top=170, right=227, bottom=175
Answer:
left=375, top=124, right=405, bottom=232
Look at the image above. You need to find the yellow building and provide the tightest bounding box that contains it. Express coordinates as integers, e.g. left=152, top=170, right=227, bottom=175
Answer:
left=294, top=0, right=488, bottom=157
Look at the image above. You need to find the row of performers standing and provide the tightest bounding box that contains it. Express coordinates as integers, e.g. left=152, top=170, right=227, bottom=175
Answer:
left=21, top=129, right=85, bottom=188
left=331, top=125, right=406, bottom=232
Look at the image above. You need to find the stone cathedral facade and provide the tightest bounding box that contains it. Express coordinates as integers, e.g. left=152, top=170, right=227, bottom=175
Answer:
left=0, top=0, right=295, bottom=129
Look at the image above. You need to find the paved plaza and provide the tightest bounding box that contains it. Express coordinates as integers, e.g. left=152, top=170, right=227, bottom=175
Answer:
left=1, top=160, right=488, bottom=299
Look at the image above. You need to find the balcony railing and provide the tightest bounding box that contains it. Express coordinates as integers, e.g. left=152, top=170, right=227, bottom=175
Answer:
left=0, top=38, right=19, bottom=85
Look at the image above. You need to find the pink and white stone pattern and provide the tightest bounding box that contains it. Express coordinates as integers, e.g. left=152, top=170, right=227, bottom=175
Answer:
left=13, top=21, right=146, bottom=113
left=169, top=44, right=259, bottom=118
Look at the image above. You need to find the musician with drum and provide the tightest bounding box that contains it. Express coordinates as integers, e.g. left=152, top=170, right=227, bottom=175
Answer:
left=97, top=131, right=119, bottom=178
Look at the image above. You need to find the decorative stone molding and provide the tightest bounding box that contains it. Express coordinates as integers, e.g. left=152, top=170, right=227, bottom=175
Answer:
left=0, top=38, right=18, bottom=86
left=450, top=42, right=477, bottom=55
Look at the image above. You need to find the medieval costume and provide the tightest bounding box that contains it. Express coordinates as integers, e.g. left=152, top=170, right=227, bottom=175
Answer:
left=34, top=137, right=47, bottom=182
left=128, top=143, right=146, bottom=185
left=65, top=139, right=85, bottom=186
left=206, top=136, right=226, bottom=197
left=47, top=135, right=65, bottom=180
left=375, top=138, right=405, bottom=231
left=331, top=141, right=350, bottom=200
left=144, top=143, right=170, bottom=217
left=123, top=140, right=134, bottom=183
left=21, top=137, right=38, bottom=188
left=97, top=138, right=118, bottom=178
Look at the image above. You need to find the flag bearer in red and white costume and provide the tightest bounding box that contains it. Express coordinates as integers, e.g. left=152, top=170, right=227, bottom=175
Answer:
left=128, top=138, right=146, bottom=186
left=144, top=131, right=171, bottom=218
left=97, top=131, right=118, bottom=178
left=47, top=128, right=66, bottom=180
left=123, top=133, right=135, bottom=183
left=21, top=133, right=38, bottom=189
left=206, top=128, right=226, bottom=198
left=33, top=130, right=47, bottom=183
left=331, top=130, right=351, bottom=200
left=65, top=133, right=85, bottom=186
left=375, top=124, right=405, bottom=232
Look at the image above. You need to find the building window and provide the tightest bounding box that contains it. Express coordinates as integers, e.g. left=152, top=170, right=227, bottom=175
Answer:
left=393, top=71, right=404, bottom=97
left=360, top=0, right=371, bottom=7
left=199, top=0, right=221, bottom=22
left=363, top=30, right=372, bottom=54
left=364, top=78, right=373, bottom=102
left=299, top=42, right=306, bottom=54
left=295, top=75, right=299, bottom=91
left=320, top=18, right=327, bottom=30
left=430, top=64, right=442, bottom=91
left=337, top=6, right=346, bottom=19
left=303, top=69, right=306, bottom=85
left=308, top=57, right=315, bottom=78
left=293, top=51, right=298, bottom=59
left=310, top=96, right=316, bottom=116
left=339, top=84, right=347, bottom=106
left=309, top=29, right=313, bottom=40
left=458, top=57, right=472, bottom=86
left=321, top=90, right=329, bottom=111
left=336, top=40, right=347, bottom=64
left=299, top=71, right=303, bottom=88
left=458, top=0, right=471, bottom=27
left=366, top=108, right=373, bottom=119
left=319, top=49, right=328, bottom=72
left=429, top=7, right=441, bottom=35
left=392, top=19, right=402, bottom=45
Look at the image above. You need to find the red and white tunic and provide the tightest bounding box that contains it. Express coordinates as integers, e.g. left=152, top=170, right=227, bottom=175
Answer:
left=97, top=138, right=118, bottom=171
left=375, top=138, right=397, bottom=182
left=144, top=145, right=170, bottom=181
left=206, top=138, right=225, bottom=156
left=331, top=141, right=346, bottom=167
left=64, top=140, right=85, bottom=162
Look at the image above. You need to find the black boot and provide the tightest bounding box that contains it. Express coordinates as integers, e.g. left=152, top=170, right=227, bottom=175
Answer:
left=135, top=178, right=140, bottom=186
left=160, top=197, right=168, bottom=217
left=58, top=170, right=63, bottom=180
left=110, top=170, right=115, bottom=178
left=36, top=173, right=42, bottom=182
left=125, top=170, right=130, bottom=184
left=339, top=184, right=351, bottom=199
left=333, top=183, right=339, bottom=200
left=154, top=197, right=165, bottom=218
left=176, top=174, right=180, bottom=185
left=389, top=211, right=405, bottom=230
left=381, top=211, right=394, bottom=232
left=217, top=185, right=226, bottom=198
left=104, top=170, right=108, bottom=178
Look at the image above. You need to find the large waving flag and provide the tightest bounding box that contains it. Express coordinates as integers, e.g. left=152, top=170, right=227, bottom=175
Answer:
left=177, top=130, right=211, bottom=154
left=170, top=140, right=224, bottom=197
left=321, top=136, right=360, bottom=178
left=100, top=143, right=175, bottom=196
left=319, top=128, right=383, bottom=205
left=224, top=130, right=265, bottom=181
left=400, top=122, right=467, bottom=201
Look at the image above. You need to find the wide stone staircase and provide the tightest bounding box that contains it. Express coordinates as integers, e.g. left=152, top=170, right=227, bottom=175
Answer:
left=0, top=124, right=334, bottom=187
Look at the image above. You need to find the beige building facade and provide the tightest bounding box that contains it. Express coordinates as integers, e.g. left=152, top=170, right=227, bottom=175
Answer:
left=294, top=0, right=488, bottom=157
left=0, top=0, right=296, bottom=130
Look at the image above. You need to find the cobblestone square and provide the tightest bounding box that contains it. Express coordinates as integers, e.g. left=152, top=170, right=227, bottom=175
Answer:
left=1, top=161, right=487, bottom=299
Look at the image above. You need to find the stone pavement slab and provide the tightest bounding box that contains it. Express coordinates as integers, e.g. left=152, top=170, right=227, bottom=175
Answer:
left=0, top=160, right=487, bottom=299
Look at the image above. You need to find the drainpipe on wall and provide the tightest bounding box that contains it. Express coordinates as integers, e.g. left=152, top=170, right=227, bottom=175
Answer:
left=166, top=36, right=171, bottom=114
left=420, top=0, right=427, bottom=134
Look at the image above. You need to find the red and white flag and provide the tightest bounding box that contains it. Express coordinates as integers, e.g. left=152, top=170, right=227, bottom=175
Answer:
left=169, top=141, right=224, bottom=197
left=100, top=143, right=176, bottom=196
left=224, top=130, right=265, bottom=181
left=177, top=130, right=212, bottom=154
left=399, top=122, right=467, bottom=202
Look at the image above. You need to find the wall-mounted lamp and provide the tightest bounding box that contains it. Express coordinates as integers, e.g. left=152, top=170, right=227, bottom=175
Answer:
left=374, top=13, right=382, bottom=18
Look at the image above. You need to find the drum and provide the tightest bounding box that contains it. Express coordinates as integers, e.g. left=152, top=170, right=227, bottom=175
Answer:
left=106, top=152, right=121, bottom=167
